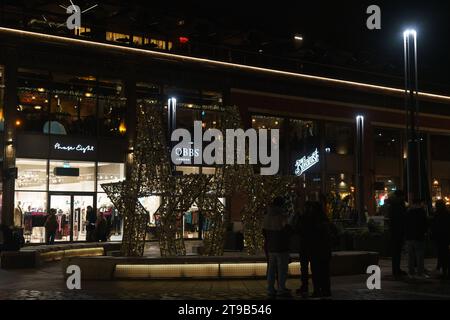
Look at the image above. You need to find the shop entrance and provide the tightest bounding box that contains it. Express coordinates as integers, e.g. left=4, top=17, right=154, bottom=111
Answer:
left=48, top=193, right=95, bottom=242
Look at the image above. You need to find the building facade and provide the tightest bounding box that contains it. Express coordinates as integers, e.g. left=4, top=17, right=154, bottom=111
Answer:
left=1, top=26, right=450, bottom=244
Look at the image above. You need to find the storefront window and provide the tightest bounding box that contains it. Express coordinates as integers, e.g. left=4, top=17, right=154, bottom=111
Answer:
left=17, top=68, right=50, bottom=133
left=139, top=196, right=161, bottom=240
left=97, top=193, right=123, bottom=241
left=431, top=178, right=450, bottom=205
left=15, top=191, right=48, bottom=244
left=374, top=128, right=401, bottom=157
left=97, top=162, right=125, bottom=192
left=374, top=177, right=399, bottom=212
left=15, top=159, right=48, bottom=191
left=325, top=123, right=354, bottom=155
left=49, top=160, right=95, bottom=192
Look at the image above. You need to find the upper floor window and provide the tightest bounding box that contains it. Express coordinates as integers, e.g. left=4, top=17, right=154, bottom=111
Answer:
left=74, top=27, right=91, bottom=37
left=106, top=32, right=130, bottom=44
left=374, top=128, right=401, bottom=158
left=325, top=123, right=354, bottom=155
left=431, top=134, right=450, bottom=161
left=17, top=68, right=51, bottom=134
left=50, top=73, right=97, bottom=136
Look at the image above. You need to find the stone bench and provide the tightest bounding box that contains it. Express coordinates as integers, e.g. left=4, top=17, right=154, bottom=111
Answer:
left=62, top=251, right=379, bottom=280
left=1, top=242, right=121, bottom=269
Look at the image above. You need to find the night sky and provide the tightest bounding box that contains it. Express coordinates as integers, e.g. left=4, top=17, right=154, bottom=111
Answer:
left=160, top=0, right=450, bottom=92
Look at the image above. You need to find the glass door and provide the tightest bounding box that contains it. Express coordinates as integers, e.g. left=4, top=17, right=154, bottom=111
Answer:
left=49, top=194, right=95, bottom=242
left=49, top=195, right=72, bottom=242
left=73, top=195, right=94, bottom=241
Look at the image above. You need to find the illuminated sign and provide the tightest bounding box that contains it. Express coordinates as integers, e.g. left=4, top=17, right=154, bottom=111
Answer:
left=174, top=146, right=201, bottom=162
left=294, top=148, right=319, bottom=176
left=54, top=143, right=95, bottom=154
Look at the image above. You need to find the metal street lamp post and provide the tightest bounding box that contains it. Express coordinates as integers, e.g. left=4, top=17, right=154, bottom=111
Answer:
left=403, top=29, right=422, bottom=203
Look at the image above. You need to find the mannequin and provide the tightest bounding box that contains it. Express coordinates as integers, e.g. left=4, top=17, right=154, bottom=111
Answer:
left=14, top=202, right=23, bottom=228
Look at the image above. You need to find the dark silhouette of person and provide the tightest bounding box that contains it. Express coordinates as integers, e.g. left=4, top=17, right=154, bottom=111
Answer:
left=388, top=190, right=407, bottom=278
left=44, top=209, right=58, bottom=245
left=405, top=199, right=429, bottom=278
left=95, top=211, right=109, bottom=242
left=85, top=206, right=97, bottom=242
left=302, top=201, right=332, bottom=298
left=291, top=207, right=310, bottom=296
left=432, top=200, right=450, bottom=279
left=263, top=196, right=291, bottom=298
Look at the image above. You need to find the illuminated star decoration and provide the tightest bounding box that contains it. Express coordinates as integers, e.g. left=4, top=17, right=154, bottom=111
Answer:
left=102, top=104, right=210, bottom=257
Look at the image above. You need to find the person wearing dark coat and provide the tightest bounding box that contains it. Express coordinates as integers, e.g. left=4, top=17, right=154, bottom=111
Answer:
left=302, top=201, right=332, bottom=298
left=405, top=199, right=429, bottom=278
left=263, top=196, right=291, bottom=298
left=432, top=200, right=450, bottom=279
left=44, top=209, right=58, bottom=245
left=85, top=206, right=97, bottom=242
left=292, top=209, right=311, bottom=296
left=95, top=211, right=109, bottom=242
left=388, top=190, right=407, bottom=278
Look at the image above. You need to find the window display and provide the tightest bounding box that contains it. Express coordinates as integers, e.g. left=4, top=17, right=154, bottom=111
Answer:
left=98, top=193, right=122, bottom=241
left=15, top=159, right=125, bottom=243
left=97, top=162, right=125, bottom=192
left=16, top=159, right=48, bottom=191
left=15, top=192, right=48, bottom=243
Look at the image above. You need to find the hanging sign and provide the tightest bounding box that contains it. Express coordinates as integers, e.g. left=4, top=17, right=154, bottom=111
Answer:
left=294, top=148, right=319, bottom=176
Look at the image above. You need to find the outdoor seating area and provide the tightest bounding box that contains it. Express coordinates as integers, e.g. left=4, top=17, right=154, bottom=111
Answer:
left=0, top=242, right=121, bottom=269
left=62, top=251, right=379, bottom=280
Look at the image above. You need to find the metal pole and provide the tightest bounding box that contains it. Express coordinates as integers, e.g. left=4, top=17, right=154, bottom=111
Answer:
left=403, top=30, right=421, bottom=203
left=356, top=115, right=365, bottom=223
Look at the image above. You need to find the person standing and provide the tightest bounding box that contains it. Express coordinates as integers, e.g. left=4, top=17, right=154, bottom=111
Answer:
left=405, top=199, right=429, bottom=279
left=263, top=196, right=291, bottom=298
left=432, top=200, right=450, bottom=279
left=304, top=201, right=332, bottom=298
left=388, top=190, right=407, bottom=278
left=85, top=206, right=97, bottom=242
left=44, top=209, right=58, bottom=245
left=95, top=211, right=108, bottom=242
left=290, top=207, right=311, bottom=297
